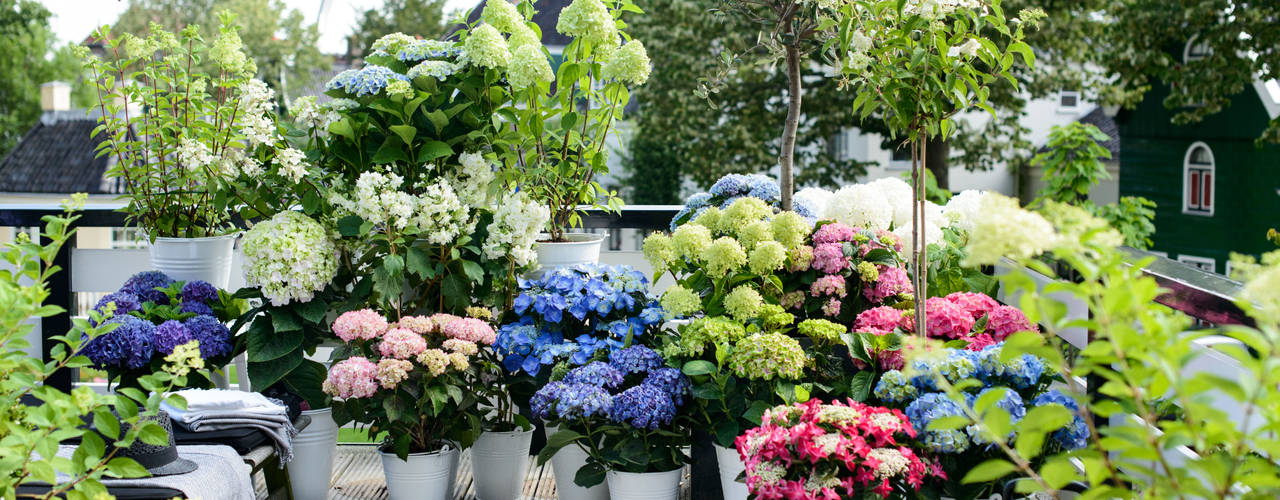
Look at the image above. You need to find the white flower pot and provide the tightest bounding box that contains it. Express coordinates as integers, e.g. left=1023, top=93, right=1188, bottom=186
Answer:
left=531, top=233, right=607, bottom=276
left=150, top=233, right=238, bottom=288
left=546, top=426, right=610, bottom=500
left=606, top=468, right=682, bottom=500
left=287, top=408, right=339, bottom=500
left=471, top=428, right=534, bottom=500
left=380, top=443, right=460, bottom=500
left=714, top=444, right=748, bottom=500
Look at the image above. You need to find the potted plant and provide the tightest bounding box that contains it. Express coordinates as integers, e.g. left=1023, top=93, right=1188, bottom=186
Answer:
left=324, top=308, right=494, bottom=500
left=79, top=16, right=281, bottom=287
left=458, top=0, right=651, bottom=271
left=534, top=345, right=693, bottom=500
left=465, top=307, right=538, bottom=500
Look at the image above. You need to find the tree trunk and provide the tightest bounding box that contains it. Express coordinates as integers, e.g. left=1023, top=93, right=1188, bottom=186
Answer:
left=780, top=43, right=802, bottom=212
left=925, top=135, right=949, bottom=192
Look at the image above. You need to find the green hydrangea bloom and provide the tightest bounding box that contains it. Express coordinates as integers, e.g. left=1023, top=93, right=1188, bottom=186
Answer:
left=701, top=237, right=747, bottom=278
left=797, top=319, right=846, bottom=344
left=507, top=23, right=540, bottom=51
left=728, top=333, right=807, bottom=380
left=692, top=207, right=722, bottom=231
left=482, top=0, right=524, bottom=33
left=385, top=79, right=413, bottom=99
left=718, top=197, right=773, bottom=235
left=677, top=316, right=747, bottom=356
left=464, top=24, right=510, bottom=69
left=672, top=223, right=713, bottom=261
left=748, top=240, right=787, bottom=275
left=601, top=40, right=651, bottom=85
left=660, top=284, right=702, bottom=318
left=643, top=233, right=676, bottom=275
left=771, top=211, right=809, bottom=250
left=737, top=220, right=774, bottom=251
left=556, top=0, right=616, bottom=45
left=856, top=261, right=879, bottom=282
left=508, top=44, right=554, bottom=89
left=759, top=305, right=795, bottom=330
left=371, top=32, right=416, bottom=55
left=724, top=286, right=763, bottom=322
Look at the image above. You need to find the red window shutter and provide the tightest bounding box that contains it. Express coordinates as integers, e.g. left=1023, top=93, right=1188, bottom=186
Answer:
left=1202, top=172, right=1212, bottom=208
left=1190, top=171, right=1201, bottom=207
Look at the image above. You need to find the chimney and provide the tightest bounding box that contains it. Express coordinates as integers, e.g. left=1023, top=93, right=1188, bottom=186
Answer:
left=41, top=81, right=72, bottom=112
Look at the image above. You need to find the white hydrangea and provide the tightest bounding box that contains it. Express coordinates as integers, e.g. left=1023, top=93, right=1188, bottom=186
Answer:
left=943, top=189, right=983, bottom=233
left=451, top=152, right=495, bottom=207
left=484, top=192, right=549, bottom=267
left=177, top=137, right=215, bottom=171
left=413, top=180, right=471, bottom=245
left=794, top=187, right=834, bottom=216
left=905, top=0, right=983, bottom=19
left=963, top=192, right=1058, bottom=267
left=238, top=79, right=275, bottom=115
left=242, top=211, right=339, bottom=306
left=290, top=95, right=339, bottom=130
left=339, top=171, right=416, bottom=229
left=824, top=184, right=893, bottom=230
left=241, top=114, right=276, bottom=146
left=868, top=176, right=914, bottom=229
left=275, top=147, right=308, bottom=183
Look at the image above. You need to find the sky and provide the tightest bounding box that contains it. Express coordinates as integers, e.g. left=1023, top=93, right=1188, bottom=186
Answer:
left=40, top=0, right=479, bottom=54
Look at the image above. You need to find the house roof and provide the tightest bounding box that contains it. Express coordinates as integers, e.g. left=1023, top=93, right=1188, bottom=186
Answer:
left=453, top=0, right=574, bottom=47
left=1077, top=106, right=1121, bottom=157
left=0, top=113, right=120, bottom=195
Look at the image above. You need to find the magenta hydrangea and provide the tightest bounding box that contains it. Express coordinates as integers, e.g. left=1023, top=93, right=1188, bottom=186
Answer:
left=378, top=327, right=428, bottom=359
left=854, top=306, right=904, bottom=334
left=924, top=297, right=976, bottom=340
left=333, top=309, right=388, bottom=342
left=812, top=223, right=856, bottom=245
left=323, top=356, right=378, bottom=399
left=811, top=243, right=848, bottom=274
left=985, top=305, right=1037, bottom=341
left=810, top=274, right=847, bottom=297
left=946, top=292, right=999, bottom=320
left=863, top=265, right=911, bottom=303
left=442, top=317, right=496, bottom=345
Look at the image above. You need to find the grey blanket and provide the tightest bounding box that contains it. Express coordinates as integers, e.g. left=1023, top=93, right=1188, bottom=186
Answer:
left=49, top=444, right=253, bottom=500
left=181, top=414, right=298, bottom=465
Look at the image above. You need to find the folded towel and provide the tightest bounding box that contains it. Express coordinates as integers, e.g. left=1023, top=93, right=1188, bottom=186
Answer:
left=163, top=390, right=297, bottom=466
left=186, top=418, right=299, bottom=464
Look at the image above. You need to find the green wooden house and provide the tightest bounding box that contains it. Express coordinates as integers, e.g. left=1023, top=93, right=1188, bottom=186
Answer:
left=1116, top=46, right=1280, bottom=275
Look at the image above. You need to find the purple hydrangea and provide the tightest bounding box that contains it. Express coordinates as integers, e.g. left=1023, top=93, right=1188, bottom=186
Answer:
left=184, top=315, right=232, bottom=359
left=152, top=320, right=195, bottom=355
left=83, top=315, right=155, bottom=370
left=93, top=291, right=141, bottom=317
left=609, top=384, right=676, bottom=430
left=530, top=381, right=567, bottom=421
left=121, top=271, right=174, bottom=304
left=180, top=300, right=215, bottom=317
left=709, top=174, right=749, bottom=198
left=531, top=381, right=613, bottom=421
left=608, top=345, right=664, bottom=375
left=1032, top=389, right=1090, bottom=450
left=642, top=367, right=692, bottom=406
left=180, top=280, right=219, bottom=304
left=563, top=361, right=625, bottom=389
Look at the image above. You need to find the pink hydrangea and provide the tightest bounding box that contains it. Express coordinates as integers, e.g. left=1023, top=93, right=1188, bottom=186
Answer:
left=378, top=328, right=428, bottom=359
left=924, top=297, right=975, bottom=340
left=375, top=358, right=412, bottom=389
left=428, top=313, right=462, bottom=334
left=876, top=229, right=903, bottom=252
left=812, top=223, right=855, bottom=245
left=854, top=306, right=903, bottom=334
left=899, top=311, right=915, bottom=333
left=985, top=305, right=1037, bottom=341
left=965, top=333, right=998, bottom=351
left=822, top=297, right=841, bottom=317
left=332, top=309, right=388, bottom=342
left=811, top=243, right=848, bottom=274
left=397, top=315, right=433, bottom=335
left=878, top=349, right=904, bottom=371
left=788, top=245, right=814, bottom=272
left=810, top=274, right=847, bottom=297
left=322, top=357, right=378, bottom=399
left=442, top=317, right=496, bottom=345
left=862, top=265, right=911, bottom=303
left=946, top=292, right=999, bottom=320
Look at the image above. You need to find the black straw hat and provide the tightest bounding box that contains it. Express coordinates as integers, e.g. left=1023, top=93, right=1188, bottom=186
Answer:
left=102, top=411, right=198, bottom=477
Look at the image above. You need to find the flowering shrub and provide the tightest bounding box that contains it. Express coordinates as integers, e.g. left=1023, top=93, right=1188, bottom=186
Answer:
left=781, top=220, right=912, bottom=325
left=325, top=308, right=497, bottom=458
left=495, top=264, right=662, bottom=376
left=736, top=399, right=940, bottom=499
left=241, top=211, right=339, bottom=306
left=533, top=345, right=692, bottom=485
left=81, top=271, right=244, bottom=389
left=668, top=173, right=818, bottom=229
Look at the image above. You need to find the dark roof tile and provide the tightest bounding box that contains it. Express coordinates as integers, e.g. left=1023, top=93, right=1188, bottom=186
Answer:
left=0, top=115, right=117, bottom=194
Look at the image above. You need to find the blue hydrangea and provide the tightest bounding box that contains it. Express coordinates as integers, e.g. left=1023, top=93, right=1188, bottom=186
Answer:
left=874, top=370, right=918, bottom=404
left=709, top=174, right=749, bottom=198
left=905, top=393, right=971, bottom=454
left=685, top=192, right=712, bottom=209
left=1005, top=353, right=1046, bottom=389
left=939, top=349, right=981, bottom=382
left=922, top=428, right=971, bottom=454
left=793, top=198, right=818, bottom=222
left=642, top=367, right=691, bottom=406
left=533, top=382, right=612, bottom=421
left=153, top=320, right=195, bottom=355
left=396, top=39, right=458, bottom=62
left=745, top=175, right=781, bottom=203
left=1032, top=389, right=1090, bottom=450
left=83, top=315, right=155, bottom=370
left=530, top=381, right=567, bottom=421
left=326, top=65, right=411, bottom=97
left=967, top=387, right=1026, bottom=445
left=180, top=300, right=214, bottom=317
left=94, top=291, right=141, bottom=317
left=563, top=361, right=625, bottom=389
left=609, top=384, right=677, bottom=430
left=180, top=280, right=219, bottom=304
left=184, top=315, right=231, bottom=359
left=717, top=195, right=744, bottom=209
left=609, top=345, right=664, bottom=375
left=975, top=345, right=1007, bottom=381
left=121, top=271, right=174, bottom=304
left=907, top=358, right=937, bottom=391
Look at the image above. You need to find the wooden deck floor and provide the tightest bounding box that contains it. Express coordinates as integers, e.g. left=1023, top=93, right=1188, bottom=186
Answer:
left=309, top=445, right=692, bottom=499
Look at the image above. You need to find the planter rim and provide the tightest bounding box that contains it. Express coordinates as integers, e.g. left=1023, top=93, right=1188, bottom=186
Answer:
left=607, top=466, right=683, bottom=476
left=535, top=232, right=608, bottom=244
left=480, top=426, right=536, bottom=436
left=151, top=231, right=241, bottom=242
left=378, top=441, right=458, bottom=457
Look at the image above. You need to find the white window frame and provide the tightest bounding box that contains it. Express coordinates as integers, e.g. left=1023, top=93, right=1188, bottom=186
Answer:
left=1184, top=35, right=1211, bottom=62
left=1056, top=90, right=1082, bottom=113
left=1177, top=254, right=1217, bottom=273
left=1182, top=142, right=1215, bottom=216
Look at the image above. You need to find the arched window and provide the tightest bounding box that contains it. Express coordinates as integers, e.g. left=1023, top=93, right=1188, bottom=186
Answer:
left=1184, top=35, right=1211, bottom=62
left=1183, top=142, right=1215, bottom=216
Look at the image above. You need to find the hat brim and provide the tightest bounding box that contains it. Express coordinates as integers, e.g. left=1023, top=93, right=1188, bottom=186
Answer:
left=146, top=457, right=198, bottom=477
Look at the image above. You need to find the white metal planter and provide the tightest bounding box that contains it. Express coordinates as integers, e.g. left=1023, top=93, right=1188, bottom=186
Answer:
left=150, top=233, right=238, bottom=288
left=546, top=425, right=610, bottom=500
left=531, top=233, right=607, bottom=277
left=379, top=443, right=459, bottom=500
left=286, top=408, right=338, bottom=500
left=606, top=468, right=681, bottom=500
left=471, top=428, right=534, bottom=500
left=714, top=444, right=748, bottom=500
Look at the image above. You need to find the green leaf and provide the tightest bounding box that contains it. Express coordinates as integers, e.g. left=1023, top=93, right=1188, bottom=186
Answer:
left=407, top=246, right=435, bottom=279
left=92, top=408, right=119, bottom=442
left=249, top=349, right=304, bottom=391
left=371, top=137, right=410, bottom=164
left=461, top=260, right=484, bottom=282
left=137, top=421, right=169, bottom=446
left=270, top=308, right=303, bottom=334
left=418, top=140, right=453, bottom=162
left=105, top=457, right=150, bottom=478
left=848, top=371, right=874, bottom=402
left=573, top=461, right=607, bottom=488
left=337, top=215, right=364, bottom=237
left=440, top=274, right=470, bottom=311
left=389, top=124, right=416, bottom=144
left=692, top=382, right=724, bottom=400
left=961, top=459, right=1018, bottom=484
left=248, top=317, right=304, bottom=362
left=383, top=397, right=407, bottom=423
left=295, top=299, right=328, bottom=324
left=327, top=118, right=355, bottom=140
left=682, top=360, right=716, bottom=376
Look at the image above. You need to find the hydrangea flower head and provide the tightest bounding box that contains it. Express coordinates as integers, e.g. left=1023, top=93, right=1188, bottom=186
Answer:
left=180, top=281, right=218, bottom=304
left=463, top=24, right=510, bottom=69
left=788, top=245, right=814, bottom=272
left=442, top=317, right=497, bottom=345
left=946, top=292, right=999, bottom=320
left=562, top=361, right=625, bottom=389
left=323, top=357, right=378, bottom=399
left=509, top=44, right=554, bottom=89
left=601, top=40, right=651, bottom=85
left=333, top=309, right=389, bottom=342
left=985, top=304, right=1037, bottom=341
left=1032, top=389, right=1089, bottom=450
left=608, top=345, right=664, bottom=375
left=904, top=393, right=970, bottom=453
left=642, top=366, right=692, bottom=406
left=94, top=291, right=142, bottom=317
left=813, top=223, right=856, bottom=245
left=672, top=223, right=713, bottom=260
left=643, top=233, right=676, bottom=275
left=728, top=333, right=807, bottom=380
left=864, top=265, right=911, bottom=304
left=724, top=286, right=763, bottom=321
left=700, top=237, right=747, bottom=278
left=541, top=382, right=613, bottom=420
left=556, top=0, right=616, bottom=45
left=610, top=384, right=677, bottom=429
left=873, top=370, right=917, bottom=404
left=967, top=387, right=1025, bottom=445
left=184, top=315, right=232, bottom=359
left=797, top=319, right=845, bottom=344
left=810, top=243, right=848, bottom=274
left=82, top=315, right=155, bottom=369
left=121, top=271, right=175, bottom=305
left=659, top=284, right=701, bottom=319
left=810, top=274, right=846, bottom=298
left=924, top=297, right=976, bottom=339
left=379, top=327, right=428, bottom=359
left=770, top=211, right=809, bottom=250
left=736, top=220, right=774, bottom=251
left=481, top=0, right=525, bottom=32
left=326, top=65, right=410, bottom=97
left=963, top=192, right=1058, bottom=266
left=718, top=197, right=773, bottom=234
left=824, top=184, right=892, bottom=231
left=676, top=316, right=746, bottom=356
left=242, top=211, right=339, bottom=306
left=442, top=338, right=479, bottom=356
left=416, top=348, right=451, bottom=376
left=376, top=358, right=413, bottom=389
left=152, top=320, right=194, bottom=356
